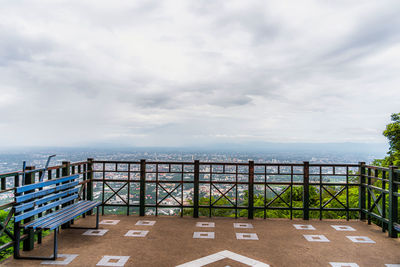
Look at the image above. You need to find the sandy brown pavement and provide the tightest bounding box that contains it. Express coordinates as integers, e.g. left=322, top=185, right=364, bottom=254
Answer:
left=2, top=215, right=400, bottom=267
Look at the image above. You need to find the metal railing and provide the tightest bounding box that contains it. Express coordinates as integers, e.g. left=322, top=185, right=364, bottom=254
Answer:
left=360, top=164, right=399, bottom=237
left=0, top=158, right=399, bottom=258
left=91, top=160, right=362, bottom=220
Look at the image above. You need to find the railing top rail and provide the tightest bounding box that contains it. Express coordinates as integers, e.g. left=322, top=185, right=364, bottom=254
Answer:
left=91, top=160, right=360, bottom=167
left=364, top=165, right=390, bottom=171
left=92, top=160, right=141, bottom=164
left=254, top=163, right=304, bottom=166
left=0, top=171, right=21, bottom=178
left=70, top=161, right=88, bottom=166
left=46, top=165, right=64, bottom=170
left=146, top=161, right=197, bottom=165
left=309, top=163, right=359, bottom=167
left=92, top=160, right=251, bottom=165
left=196, top=162, right=250, bottom=166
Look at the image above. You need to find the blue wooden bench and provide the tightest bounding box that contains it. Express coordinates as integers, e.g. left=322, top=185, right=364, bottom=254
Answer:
left=13, top=174, right=101, bottom=260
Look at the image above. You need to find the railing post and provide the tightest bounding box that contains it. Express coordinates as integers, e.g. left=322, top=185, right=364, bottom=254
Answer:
left=86, top=158, right=94, bottom=215
left=62, top=161, right=70, bottom=176
left=23, top=166, right=35, bottom=251
left=13, top=174, right=20, bottom=258
left=193, top=160, right=200, bottom=218
left=1, top=177, right=5, bottom=190
left=359, top=162, right=366, bottom=221
left=388, top=166, right=398, bottom=238
left=61, top=161, right=71, bottom=228
left=140, top=159, right=146, bottom=216
left=367, top=167, right=371, bottom=224
left=37, top=169, right=44, bottom=244
left=303, top=161, right=309, bottom=220
left=14, top=174, right=19, bottom=187
left=248, top=161, right=254, bottom=219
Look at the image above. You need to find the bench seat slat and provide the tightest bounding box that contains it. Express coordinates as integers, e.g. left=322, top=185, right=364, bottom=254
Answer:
left=15, top=194, right=78, bottom=222
left=16, top=175, right=79, bottom=193
left=23, top=202, right=84, bottom=228
left=41, top=202, right=100, bottom=230
left=15, top=188, right=79, bottom=213
left=47, top=202, right=99, bottom=231
left=24, top=201, right=100, bottom=230
left=27, top=201, right=97, bottom=229
left=15, top=181, right=78, bottom=203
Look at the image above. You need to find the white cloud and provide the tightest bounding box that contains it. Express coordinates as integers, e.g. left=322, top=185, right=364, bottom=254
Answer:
left=0, top=0, right=399, bottom=147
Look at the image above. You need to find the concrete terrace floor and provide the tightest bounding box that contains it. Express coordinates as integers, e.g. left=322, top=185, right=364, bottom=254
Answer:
left=2, top=215, right=400, bottom=267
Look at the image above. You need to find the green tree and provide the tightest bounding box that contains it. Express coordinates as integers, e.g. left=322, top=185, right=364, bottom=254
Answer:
left=373, top=112, right=400, bottom=167
left=183, top=196, right=236, bottom=217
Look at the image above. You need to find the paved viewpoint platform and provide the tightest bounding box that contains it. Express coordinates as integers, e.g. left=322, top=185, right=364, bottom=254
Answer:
left=2, top=216, right=400, bottom=267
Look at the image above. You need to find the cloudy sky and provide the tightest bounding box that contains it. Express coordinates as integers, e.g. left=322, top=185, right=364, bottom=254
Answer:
left=0, top=0, right=399, bottom=148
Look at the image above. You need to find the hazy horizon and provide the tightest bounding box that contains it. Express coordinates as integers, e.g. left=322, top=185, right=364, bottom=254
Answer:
left=0, top=141, right=388, bottom=153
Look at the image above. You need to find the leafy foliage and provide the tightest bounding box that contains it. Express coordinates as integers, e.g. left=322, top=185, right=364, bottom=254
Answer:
left=373, top=112, right=400, bottom=167
left=0, top=210, right=13, bottom=260
left=183, top=186, right=361, bottom=220
left=0, top=209, right=51, bottom=262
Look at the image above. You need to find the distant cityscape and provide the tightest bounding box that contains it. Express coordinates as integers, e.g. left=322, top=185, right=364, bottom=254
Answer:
left=0, top=148, right=385, bottom=210
left=0, top=146, right=385, bottom=173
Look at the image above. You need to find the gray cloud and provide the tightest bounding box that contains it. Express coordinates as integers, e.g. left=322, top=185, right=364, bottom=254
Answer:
left=0, top=28, right=54, bottom=66
left=322, top=8, right=400, bottom=65
left=0, top=0, right=399, bottom=147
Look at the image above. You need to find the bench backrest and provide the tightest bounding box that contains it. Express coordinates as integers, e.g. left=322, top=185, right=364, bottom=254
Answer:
left=14, top=174, right=79, bottom=223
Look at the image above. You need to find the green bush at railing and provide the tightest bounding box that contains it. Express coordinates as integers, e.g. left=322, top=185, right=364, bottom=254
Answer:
left=182, top=186, right=361, bottom=219
left=0, top=210, right=52, bottom=262
left=373, top=112, right=400, bottom=167
left=0, top=210, right=13, bottom=260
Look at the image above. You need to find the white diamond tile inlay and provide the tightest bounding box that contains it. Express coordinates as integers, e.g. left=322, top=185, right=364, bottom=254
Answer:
left=346, top=236, right=375, bottom=243
left=135, top=220, right=156, bottom=226
left=233, top=223, right=253, bottom=229
left=303, top=234, right=330, bottom=242
left=331, top=225, right=356, bottom=231
left=193, top=232, right=215, bottom=239
left=41, top=254, right=79, bottom=265
left=196, top=222, right=215, bottom=228
left=176, top=250, right=270, bottom=267
left=293, top=224, right=315, bottom=230
left=96, top=256, right=130, bottom=266
left=330, top=262, right=359, bottom=267
left=124, top=230, right=149, bottom=237
left=236, top=233, right=259, bottom=240
left=100, top=220, right=120, bottom=225
left=82, top=229, right=109, bottom=236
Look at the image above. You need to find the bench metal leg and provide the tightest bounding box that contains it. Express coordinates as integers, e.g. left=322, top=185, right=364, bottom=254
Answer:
left=96, top=206, right=99, bottom=229
left=53, top=228, right=58, bottom=259
left=14, top=223, right=58, bottom=261
left=13, top=222, right=21, bottom=259
left=68, top=206, right=100, bottom=230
